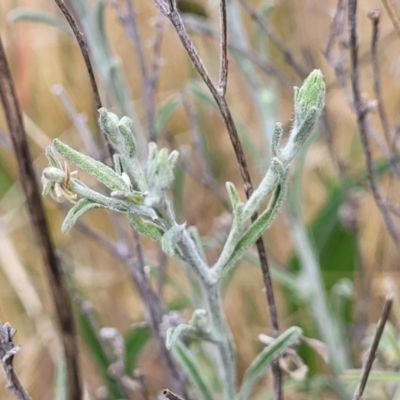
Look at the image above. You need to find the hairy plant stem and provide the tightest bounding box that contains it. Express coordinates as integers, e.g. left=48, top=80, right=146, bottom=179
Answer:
left=157, top=199, right=235, bottom=398
left=205, top=284, right=236, bottom=399
left=162, top=5, right=282, bottom=397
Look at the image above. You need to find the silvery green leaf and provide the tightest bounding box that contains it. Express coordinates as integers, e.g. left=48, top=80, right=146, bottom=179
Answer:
left=62, top=198, right=102, bottom=233
left=166, top=324, right=192, bottom=350
left=168, top=150, right=179, bottom=169
left=146, top=147, right=175, bottom=191
left=110, top=190, right=145, bottom=204
left=223, top=182, right=287, bottom=276
left=69, top=180, right=157, bottom=220
left=271, top=122, right=283, bottom=158
left=147, top=142, right=157, bottom=162
left=42, top=167, right=65, bottom=183
left=238, top=327, right=302, bottom=400
left=8, top=8, right=72, bottom=35
left=113, top=154, right=124, bottom=175
left=128, top=215, right=164, bottom=243
left=45, top=145, right=63, bottom=169
left=161, top=224, right=185, bottom=257
left=188, top=226, right=206, bottom=261
left=172, top=342, right=214, bottom=400
left=98, top=108, right=120, bottom=148
left=294, top=69, right=325, bottom=124
left=53, top=139, right=129, bottom=192
left=243, top=157, right=286, bottom=221
left=118, top=116, right=137, bottom=158
left=226, top=182, right=241, bottom=212
left=94, top=0, right=107, bottom=45
left=189, top=309, right=209, bottom=333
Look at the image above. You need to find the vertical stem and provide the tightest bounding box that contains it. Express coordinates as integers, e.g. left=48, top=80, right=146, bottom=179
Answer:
left=206, top=284, right=236, bottom=400
left=0, top=34, right=82, bottom=400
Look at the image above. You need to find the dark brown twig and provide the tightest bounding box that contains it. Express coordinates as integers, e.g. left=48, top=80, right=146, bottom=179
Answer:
left=348, top=0, right=400, bottom=255
left=0, top=321, right=32, bottom=400
left=163, top=388, right=185, bottom=400
left=0, top=34, right=82, bottom=400
left=53, top=0, right=101, bottom=110
left=218, top=0, right=228, bottom=96
left=352, top=296, right=393, bottom=400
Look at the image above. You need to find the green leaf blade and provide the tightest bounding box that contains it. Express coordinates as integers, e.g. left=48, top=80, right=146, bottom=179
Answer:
left=238, top=326, right=303, bottom=400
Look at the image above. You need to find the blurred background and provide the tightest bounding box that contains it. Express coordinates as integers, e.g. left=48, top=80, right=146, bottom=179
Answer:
left=1, top=0, right=400, bottom=399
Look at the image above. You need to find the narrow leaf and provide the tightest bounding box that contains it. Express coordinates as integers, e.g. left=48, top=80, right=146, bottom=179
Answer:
left=8, top=8, right=72, bottom=35
left=156, top=95, right=181, bottom=134
left=53, top=139, right=129, bottom=191
left=62, top=198, right=102, bottom=233
left=224, top=182, right=286, bottom=274
left=238, top=327, right=303, bottom=400
left=173, top=342, right=214, bottom=400
left=128, top=215, right=164, bottom=243
left=187, top=80, right=218, bottom=109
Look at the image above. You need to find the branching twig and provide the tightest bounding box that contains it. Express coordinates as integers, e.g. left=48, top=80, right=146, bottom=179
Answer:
left=352, top=296, right=393, bottom=400
left=348, top=0, right=400, bottom=255
left=0, top=321, right=32, bottom=400
left=0, top=34, right=82, bottom=400
left=155, top=2, right=283, bottom=398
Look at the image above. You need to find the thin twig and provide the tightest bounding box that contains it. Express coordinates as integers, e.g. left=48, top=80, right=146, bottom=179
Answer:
left=237, top=0, right=307, bottom=78
left=352, top=296, right=393, bottom=400
left=111, top=0, right=158, bottom=141
left=368, top=9, right=400, bottom=179
left=128, top=229, right=189, bottom=397
left=218, top=0, right=228, bottom=96
left=0, top=321, right=32, bottom=400
left=183, top=16, right=291, bottom=90
left=381, top=0, right=400, bottom=37
left=163, top=388, right=185, bottom=400
left=53, top=0, right=101, bottom=110
left=324, top=0, right=345, bottom=60
left=167, top=131, right=229, bottom=208
left=348, top=0, right=400, bottom=255
left=53, top=0, right=114, bottom=160
left=157, top=3, right=282, bottom=398
left=368, top=10, right=392, bottom=147
left=52, top=84, right=101, bottom=160
left=149, top=15, right=164, bottom=112
left=0, top=34, right=82, bottom=400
